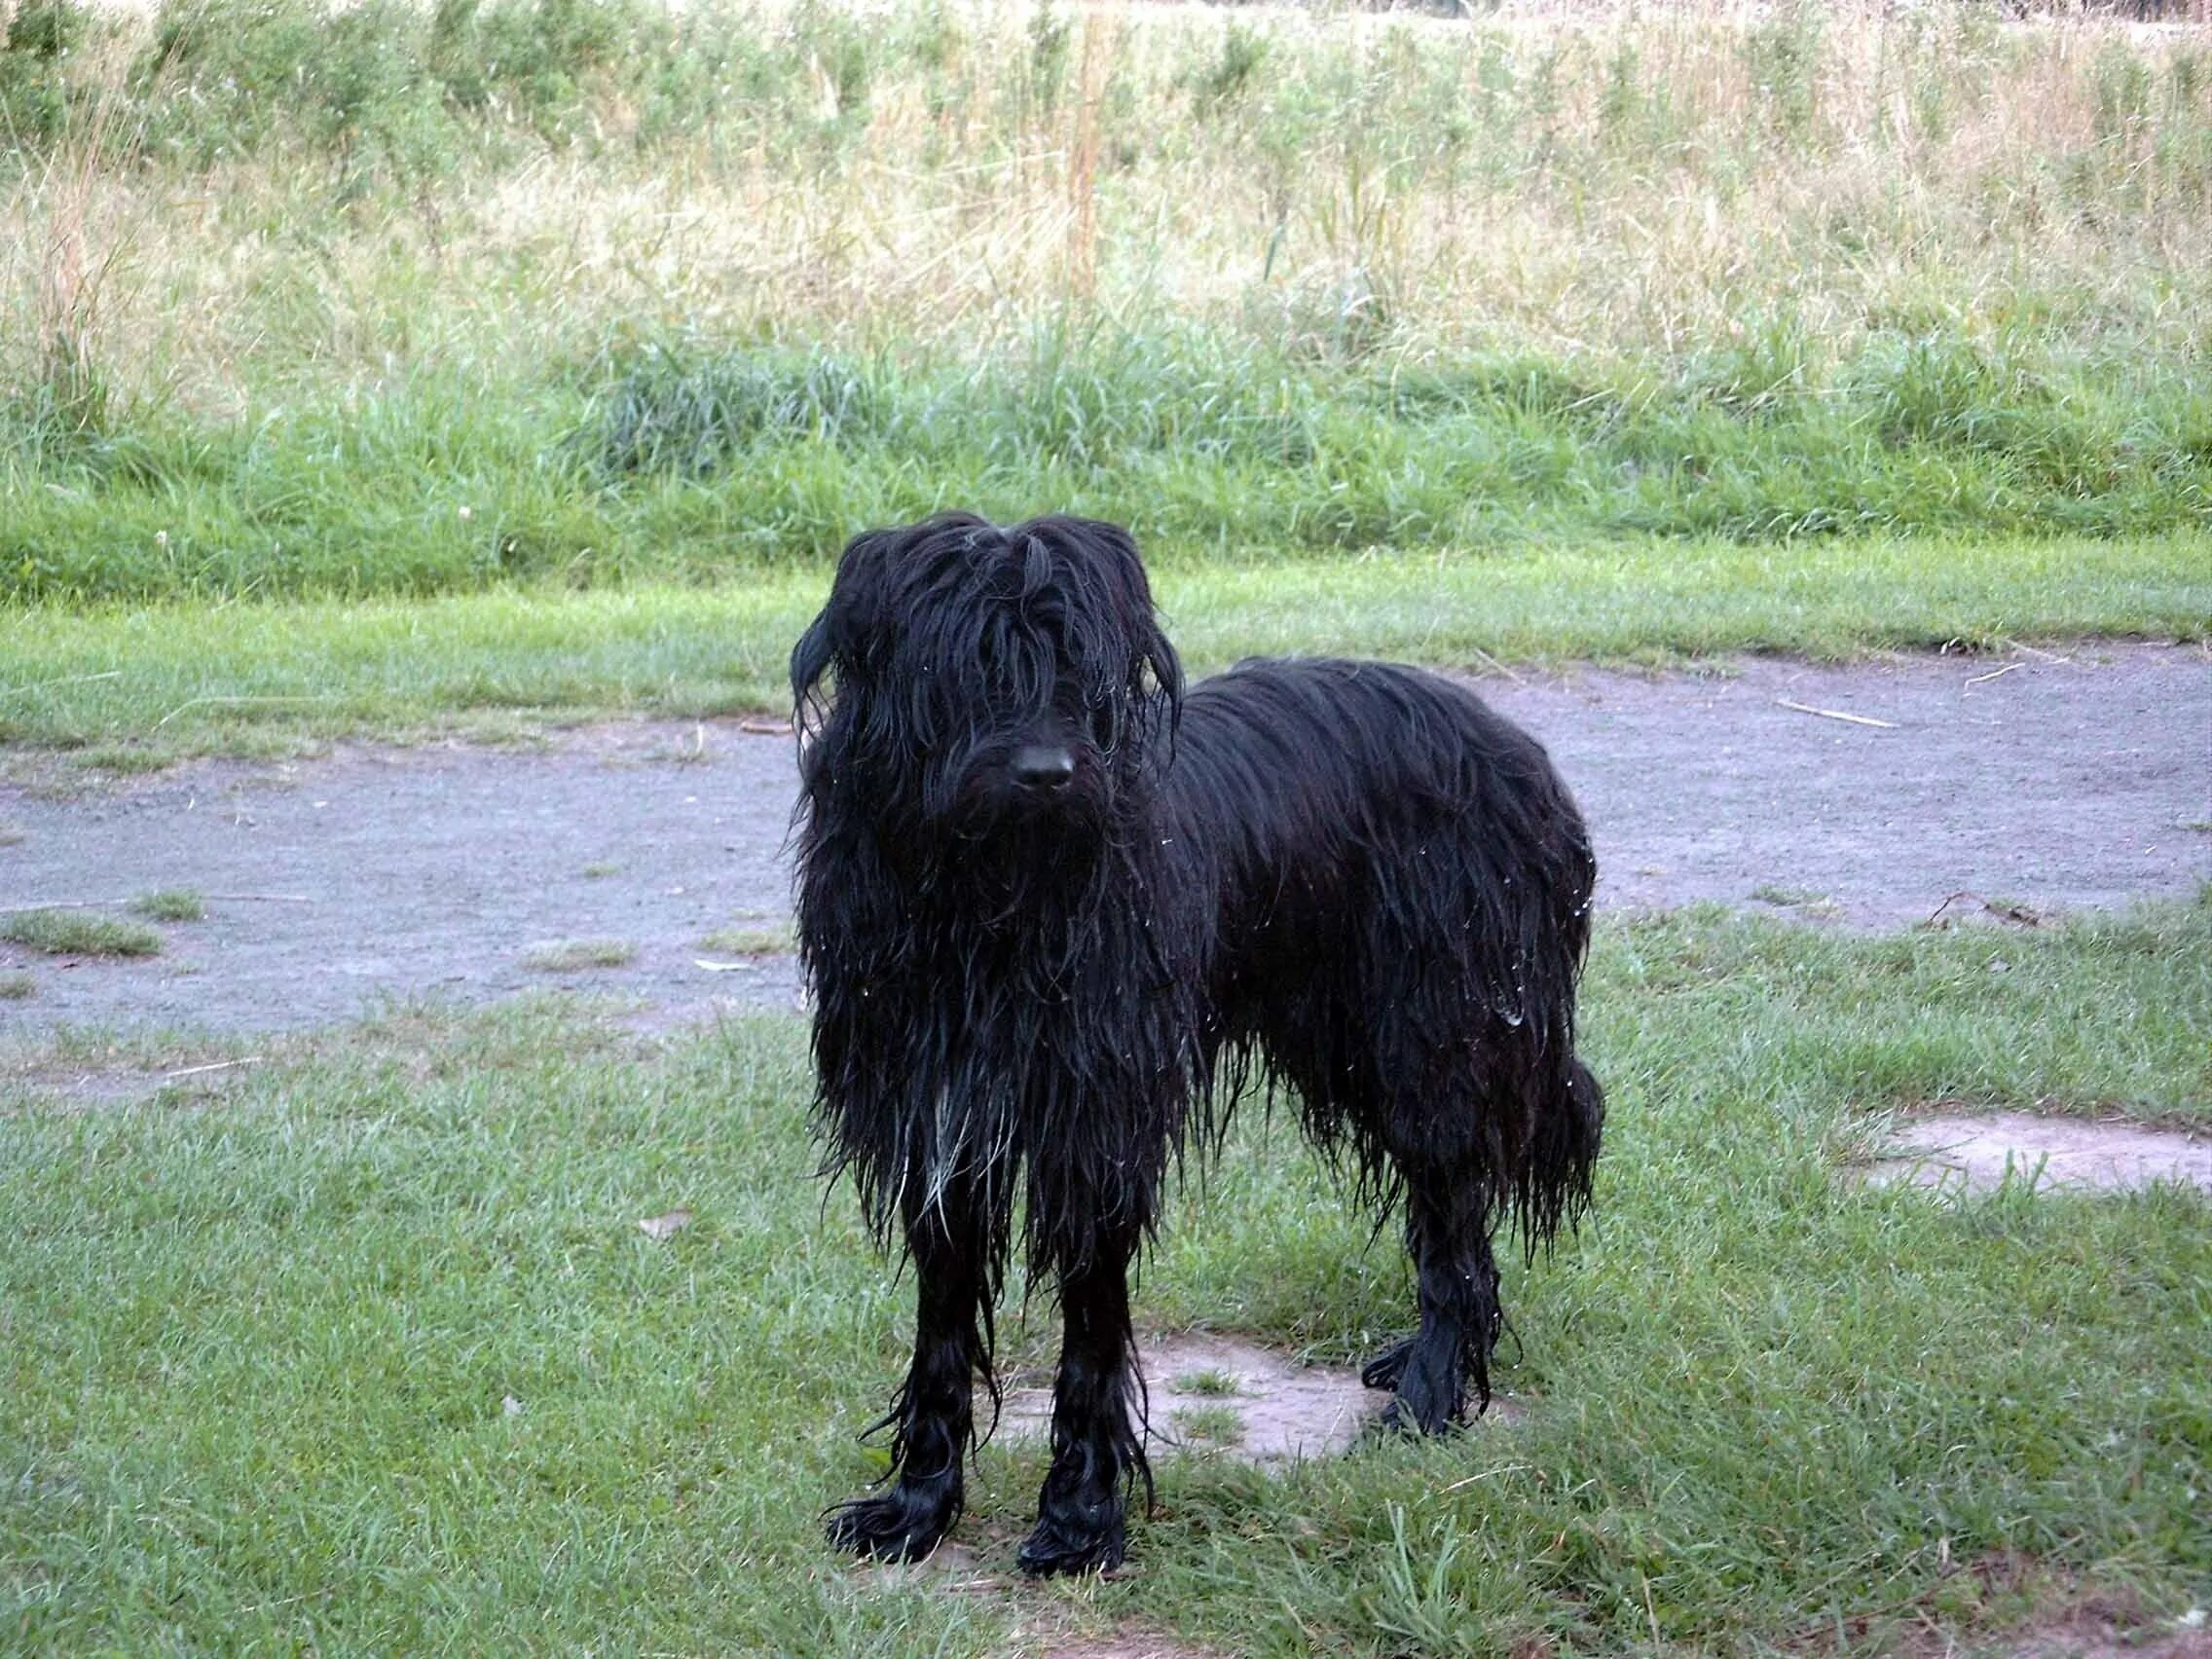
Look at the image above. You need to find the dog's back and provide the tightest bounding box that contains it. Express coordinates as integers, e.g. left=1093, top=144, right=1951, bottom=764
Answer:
left=1169, top=656, right=1591, bottom=908
left=1165, top=655, right=1594, bottom=990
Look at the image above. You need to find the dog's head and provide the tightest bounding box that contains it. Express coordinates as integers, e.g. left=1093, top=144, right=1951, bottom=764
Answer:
left=793, top=513, right=1181, bottom=843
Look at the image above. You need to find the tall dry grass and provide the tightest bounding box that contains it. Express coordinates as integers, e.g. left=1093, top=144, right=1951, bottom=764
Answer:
left=4, top=15, right=155, bottom=440
left=1, top=0, right=2205, bottom=412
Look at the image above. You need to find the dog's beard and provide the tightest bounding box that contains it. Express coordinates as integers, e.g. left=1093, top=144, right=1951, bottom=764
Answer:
left=909, top=804, right=1120, bottom=931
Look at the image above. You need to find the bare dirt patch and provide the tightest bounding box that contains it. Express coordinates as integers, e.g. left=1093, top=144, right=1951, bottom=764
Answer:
left=3, top=644, right=2204, bottom=1035
left=1032, top=1637, right=1225, bottom=1659
left=1, top=722, right=805, bottom=1035
left=1480, top=643, right=2210, bottom=926
left=996, top=1333, right=1517, bottom=1464
left=1884, top=1556, right=2212, bottom=1659
left=1998, top=1605, right=2212, bottom=1659
left=1865, top=1112, right=2212, bottom=1196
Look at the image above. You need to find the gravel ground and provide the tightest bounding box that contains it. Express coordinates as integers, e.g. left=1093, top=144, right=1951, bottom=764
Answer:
left=3, top=643, right=2205, bottom=1036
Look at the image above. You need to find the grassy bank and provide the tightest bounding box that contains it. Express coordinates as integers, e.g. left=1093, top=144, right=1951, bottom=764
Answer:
left=4, top=0, right=2209, bottom=603
left=4, top=902, right=2208, bottom=1652
left=5, top=332, right=2207, bottom=603
left=4, top=529, right=2206, bottom=757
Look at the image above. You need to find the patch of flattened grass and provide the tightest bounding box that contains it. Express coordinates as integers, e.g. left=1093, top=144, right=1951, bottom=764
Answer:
left=1, top=908, right=163, bottom=958
left=0, top=823, right=23, bottom=847
left=520, top=938, right=637, bottom=974
left=0, top=973, right=34, bottom=1000
left=129, top=889, right=205, bottom=922
left=1751, top=882, right=1826, bottom=907
left=1750, top=883, right=1844, bottom=920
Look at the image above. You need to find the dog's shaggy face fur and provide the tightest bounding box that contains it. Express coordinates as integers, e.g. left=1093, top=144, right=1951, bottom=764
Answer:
left=793, top=513, right=1603, bottom=1576
left=795, top=513, right=1176, bottom=850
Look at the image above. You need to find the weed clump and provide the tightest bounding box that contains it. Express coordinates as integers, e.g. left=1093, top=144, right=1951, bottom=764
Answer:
left=2, top=908, right=163, bottom=957
left=521, top=938, right=636, bottom=972
left=130, top=889, right=204, bottom=921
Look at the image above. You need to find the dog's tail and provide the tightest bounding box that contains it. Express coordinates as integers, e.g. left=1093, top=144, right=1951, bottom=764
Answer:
left=1520, top=1057, right=1604, bottom=1258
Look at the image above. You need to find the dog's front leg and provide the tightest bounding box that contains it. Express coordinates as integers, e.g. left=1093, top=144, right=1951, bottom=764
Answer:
left=1017, top=1235, right=1146, bottom=1576
left=826, top=1192, right=991, bottom=1563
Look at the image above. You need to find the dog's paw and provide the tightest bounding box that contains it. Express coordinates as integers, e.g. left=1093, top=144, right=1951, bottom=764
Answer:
left=825, top=1488, right=957, bottom=1564
left=1015, top=1506, right=1126, bottom=1577
left=1360, top=1338, right=1414, bottom=1392
left=1376, top=1345, right=1468, bottom=1436
left=1376, top=1393, right=1463, bottom=1437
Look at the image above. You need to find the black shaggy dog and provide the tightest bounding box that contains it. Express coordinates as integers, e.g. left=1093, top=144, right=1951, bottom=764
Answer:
left=793, top=513, right=1603, bottom=1577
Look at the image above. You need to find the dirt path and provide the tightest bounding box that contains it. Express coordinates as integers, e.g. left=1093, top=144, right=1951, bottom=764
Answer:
left=3, top=645, right=2205, bottom=1036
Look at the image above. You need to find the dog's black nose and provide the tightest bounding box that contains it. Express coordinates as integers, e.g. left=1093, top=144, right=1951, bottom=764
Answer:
left=1013, top=745, right=1077, bottom=793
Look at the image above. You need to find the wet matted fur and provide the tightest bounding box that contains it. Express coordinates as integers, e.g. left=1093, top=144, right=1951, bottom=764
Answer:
left=792, top=513, right=1603, bottom=1575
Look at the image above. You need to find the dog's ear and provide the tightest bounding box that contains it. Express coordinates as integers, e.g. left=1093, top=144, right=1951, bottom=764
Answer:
left=797, top=515, right=993, bottom=719
left=795, top=522, right=917, bottom=701
left=791, top=609, right=836, bottom=710
left=793, top=525, right=892, bottom=724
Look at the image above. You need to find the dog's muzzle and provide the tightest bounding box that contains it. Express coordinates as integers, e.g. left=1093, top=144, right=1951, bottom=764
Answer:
left=1012, top=744, right=1077, bottom=794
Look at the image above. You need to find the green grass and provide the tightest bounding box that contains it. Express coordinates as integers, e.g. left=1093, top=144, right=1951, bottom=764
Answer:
left=0, top=907, right=161, bottom=958
left=1168, top=1404, right=1246, bottom=1449
left=3, top=529, right=2206, bottom=758
left=3, top=903, right=2206, bottom=1653
left=519, top=939, right=636, bottom=974
left=128, top=889, right=203, bottom=922
left=8, top=335, right=2207, bottom=606
left=3, top=0, right=2207, bottom=789
left=0, top=974, right=32, bottom=1000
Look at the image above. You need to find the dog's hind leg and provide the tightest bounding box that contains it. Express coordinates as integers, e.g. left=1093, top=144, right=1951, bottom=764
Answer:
left=1016, top=1228, right=1147, bottom=1577
left=826, top=1186, right=994, bottom=1563
left=1363, top=1051, right=1601, bottom=1424
left=1372, top=1147, right=1503, bottom=1434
